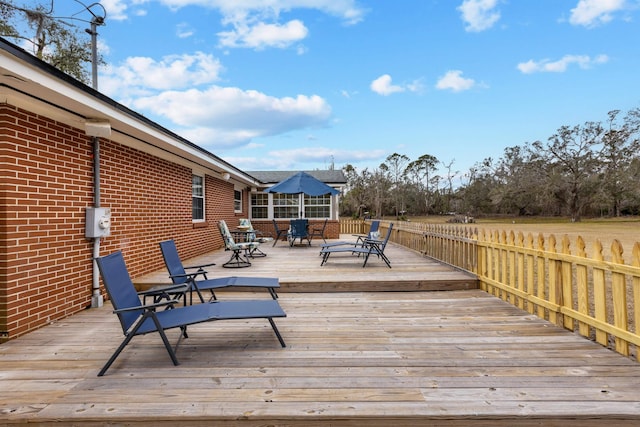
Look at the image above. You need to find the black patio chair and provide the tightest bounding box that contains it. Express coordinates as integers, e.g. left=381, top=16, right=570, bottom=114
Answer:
left=95, top=251, right=286, bottom=376
left=271, top=220, right=288, bottom=246
left=309, top=219, right=328, bottom=243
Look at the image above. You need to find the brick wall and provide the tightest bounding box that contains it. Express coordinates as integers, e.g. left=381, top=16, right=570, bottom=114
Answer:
left=252, top=220, right=340, bottom=240
left=0, top=104, right=240, bottom=340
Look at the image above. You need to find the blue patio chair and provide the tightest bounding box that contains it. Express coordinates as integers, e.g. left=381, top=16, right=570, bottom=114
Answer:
left=95, top=251, right=286, bottom=376
left=288, top=218, right=311, bottom=246
left=159, top=239, right=279, bottom=301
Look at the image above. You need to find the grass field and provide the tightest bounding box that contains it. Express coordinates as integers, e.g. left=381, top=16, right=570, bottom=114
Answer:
left=407, top=215, right=640, bottom=263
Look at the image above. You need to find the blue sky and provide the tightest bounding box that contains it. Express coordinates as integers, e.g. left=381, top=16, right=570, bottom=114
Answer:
left=55, top=1, right=640, bottom=180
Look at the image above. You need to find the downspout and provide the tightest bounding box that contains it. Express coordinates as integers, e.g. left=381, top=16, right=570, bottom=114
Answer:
left=91, top=135, right=103, bottom=308
left=85, top=120, right=110, bottom=308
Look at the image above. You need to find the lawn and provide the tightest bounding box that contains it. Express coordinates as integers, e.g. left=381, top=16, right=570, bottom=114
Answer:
left=408, top=215, right=640, bottom=263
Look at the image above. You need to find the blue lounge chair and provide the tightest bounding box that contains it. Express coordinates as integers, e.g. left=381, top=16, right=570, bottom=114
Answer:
left=319, top=219, right=380, bottom=250
left=95, top=251, right=286, bottom=376
left=159, top=240, right=279, bottom=301
left=319, top=223, right=393, bottom=268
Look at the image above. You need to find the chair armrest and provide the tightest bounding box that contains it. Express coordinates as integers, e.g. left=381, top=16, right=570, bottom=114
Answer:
left=362, top=238, right=383, bottom=249
left=113, top=299, right=179, bottom=314
left=170, top=271, right=206, bottom=280
left=138, top=283, right=188, bottom=296
left=184, top=262, right=216, bottom=270
left=363, top=238, right=383, bottom=244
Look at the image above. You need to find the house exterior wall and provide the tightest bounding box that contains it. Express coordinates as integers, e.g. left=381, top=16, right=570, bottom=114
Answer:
left=0, top=104, right=242, bottom=341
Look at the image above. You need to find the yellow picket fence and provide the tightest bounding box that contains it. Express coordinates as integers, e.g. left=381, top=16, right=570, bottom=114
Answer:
left=340, top=219, right=640, bottom=360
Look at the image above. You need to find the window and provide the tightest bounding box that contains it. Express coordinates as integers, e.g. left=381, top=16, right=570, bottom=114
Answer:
left=192, top=175, right=204, bottom=221
left=251, top=193, right=269, bottom=219
left=234, top=189, right=242, bottom=212
left=304, top=194, right=331, bottom=218
left=273, top=193, right=300, bottom=218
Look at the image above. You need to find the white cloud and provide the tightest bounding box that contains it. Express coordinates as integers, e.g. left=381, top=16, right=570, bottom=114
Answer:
left=100, top=52, right=223, bottom=97
left=458, top=0, right=501, bottom=32
left=131, top=86, right=332, bottom=148
left=370, top=74, right=423, bottom=96
left=148, top=0, right=366, bottom=50
left=517, top=54, right=609, bottom=73
left=435, top=70, right=476, bottom=92
left=569, top=0, right=626, bottom=27
left=218, top=19, right=308, bottom=49
left=341, top=89, right=358, bottom=99
left=225, top=146, right=386, bottom=170
left=176, top=22, right=195, bottom=38
left=157, top=0, right=366, bottom=24
left=98, top=0, right=129, bottom=21
left=100, top=1, right=365, bottom=51
left=370, top=74, right=404, bottom=96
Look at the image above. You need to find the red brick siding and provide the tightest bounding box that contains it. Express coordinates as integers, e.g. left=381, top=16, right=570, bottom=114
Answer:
left=1, top=104, right=93, bottom=339
left=253, top=220, right=339, bottom=240
left=0, top=105, right=242, bottom=340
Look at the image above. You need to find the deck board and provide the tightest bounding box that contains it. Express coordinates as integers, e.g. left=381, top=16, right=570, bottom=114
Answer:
left=134, top=236, right=477, bottom=292
left=1, top=241, right=640, bottom=425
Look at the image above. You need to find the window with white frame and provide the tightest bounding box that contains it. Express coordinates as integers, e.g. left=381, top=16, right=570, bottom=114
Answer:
left=251, top=193, right=269, bottom=219
left=234, top=189, right=242, bottom=212
left=273, top=193, right=300, bottom=218
left=304, top=194, right=331, bottom=218
left=192, top=174, right=204, bottom=221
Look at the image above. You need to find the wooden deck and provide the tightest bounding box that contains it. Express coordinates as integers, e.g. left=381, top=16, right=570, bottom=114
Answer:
left=2, top=239, right=640, bottom=425
left=134, top=235, right=478, bottom=293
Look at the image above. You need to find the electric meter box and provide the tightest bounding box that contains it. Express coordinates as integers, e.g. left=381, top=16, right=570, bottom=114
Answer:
left=86, top=207, right=111, bottom=238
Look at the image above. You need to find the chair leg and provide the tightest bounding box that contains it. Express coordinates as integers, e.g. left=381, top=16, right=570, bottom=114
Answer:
left=320, top=251, right=331, bottom=266
left=269, top=318, right=286, bottom=347
left=273, top=231, right=285, bottom=246
left=189, top=281, right=205, bottom=304
left=98, top=332, right=136, bottom=376
left=98, top=311, right=180, bottom=376
left=222, top=249, right=251, bottom=268
left=248, top=246, right=267, bottom=257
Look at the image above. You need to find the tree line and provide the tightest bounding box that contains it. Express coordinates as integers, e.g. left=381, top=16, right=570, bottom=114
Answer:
left=1, top=0, right=103, bottom=85
left=340, top=107, right=640, bottom=222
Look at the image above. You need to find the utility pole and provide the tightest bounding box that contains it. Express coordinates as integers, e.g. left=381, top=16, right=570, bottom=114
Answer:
left=83, top=4, right=105, bottom=89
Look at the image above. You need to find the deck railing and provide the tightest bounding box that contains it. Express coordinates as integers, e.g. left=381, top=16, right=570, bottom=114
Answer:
left=340, top=219, right=640, bottom=361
